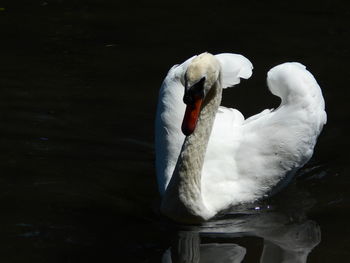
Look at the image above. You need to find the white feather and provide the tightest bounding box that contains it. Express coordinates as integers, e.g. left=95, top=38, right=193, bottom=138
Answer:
left=215, top=53, right=253, bottom=88
left=155, top=54, right=326, bottom=217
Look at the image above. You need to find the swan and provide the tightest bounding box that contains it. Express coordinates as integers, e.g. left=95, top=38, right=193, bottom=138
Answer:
left=155, top=52, right=326, bottom=223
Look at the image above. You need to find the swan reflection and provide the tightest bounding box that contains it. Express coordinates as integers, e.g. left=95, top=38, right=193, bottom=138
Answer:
left=162, top=195, right=321, bottom=263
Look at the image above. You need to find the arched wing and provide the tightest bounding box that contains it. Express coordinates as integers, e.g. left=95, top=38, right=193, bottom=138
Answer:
left=215, top=53, right=253, bottom=88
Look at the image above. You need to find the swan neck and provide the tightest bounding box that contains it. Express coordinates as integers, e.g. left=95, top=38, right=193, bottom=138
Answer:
left=161, top=81, right=222, bottom=223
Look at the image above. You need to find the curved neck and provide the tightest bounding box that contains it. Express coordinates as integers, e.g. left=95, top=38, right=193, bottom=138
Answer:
left=161, top=82, right=222, bottom=223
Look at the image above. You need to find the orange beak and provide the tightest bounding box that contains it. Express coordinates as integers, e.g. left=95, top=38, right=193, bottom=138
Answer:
left=181, top=96, right=203, bottom=136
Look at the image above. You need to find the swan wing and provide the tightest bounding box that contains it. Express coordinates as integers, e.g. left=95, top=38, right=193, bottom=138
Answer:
left=244, top=109, right=273, bottom=124
left=202, top=63, right=326, bottom=213
left=155, top=64, right=187, bottom=195
left=215, top=53, right=253, bottom=88
left=237, top=63, right=326, bottom=197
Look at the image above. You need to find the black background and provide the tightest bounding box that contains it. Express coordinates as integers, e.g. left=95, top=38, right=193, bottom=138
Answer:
left=0, top=0, right=349, bottom=262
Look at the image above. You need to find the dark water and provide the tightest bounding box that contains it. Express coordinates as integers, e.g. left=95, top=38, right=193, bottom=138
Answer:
left=1, top=0, right=349, bottom=262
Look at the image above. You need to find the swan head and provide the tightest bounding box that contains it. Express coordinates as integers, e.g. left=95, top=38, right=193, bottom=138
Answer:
left=182, top=53, right=220, bottom=136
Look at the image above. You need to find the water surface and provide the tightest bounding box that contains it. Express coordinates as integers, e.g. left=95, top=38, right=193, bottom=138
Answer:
left=0, top=0, right=349, bottom=262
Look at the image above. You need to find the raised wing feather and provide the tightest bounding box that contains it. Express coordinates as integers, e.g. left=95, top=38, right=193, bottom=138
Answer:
left=215, top=53, right=253, bottom=88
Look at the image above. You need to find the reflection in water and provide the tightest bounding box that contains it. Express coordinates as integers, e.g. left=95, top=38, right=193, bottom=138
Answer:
left=164, top=231, right=246, bottom=263
left=162, top=189, right=321, bottom=263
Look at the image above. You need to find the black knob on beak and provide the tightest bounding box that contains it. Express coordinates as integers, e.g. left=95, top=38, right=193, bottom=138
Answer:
left=183, top=77, right=206, bottom=105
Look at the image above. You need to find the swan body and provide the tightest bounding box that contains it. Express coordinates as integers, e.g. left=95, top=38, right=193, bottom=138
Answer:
left=155, top=53, right=326, bottom=223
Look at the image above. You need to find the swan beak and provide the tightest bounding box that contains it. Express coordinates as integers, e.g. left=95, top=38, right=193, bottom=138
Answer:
left=181, top=95, right=203, bottom=136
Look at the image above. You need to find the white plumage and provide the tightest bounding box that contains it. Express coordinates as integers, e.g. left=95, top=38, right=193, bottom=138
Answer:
left=155, top=53, right=326, bottom=223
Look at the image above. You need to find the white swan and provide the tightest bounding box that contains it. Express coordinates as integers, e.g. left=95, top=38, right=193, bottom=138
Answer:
left=155, top=52, right=326, bottom=223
